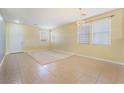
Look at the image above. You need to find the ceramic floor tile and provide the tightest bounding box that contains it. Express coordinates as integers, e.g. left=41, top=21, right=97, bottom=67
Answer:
left=96, top=63, right=120, bottom=84
left=0, top=52, right=124, bottom=84
left=0, top=55, right=22, bottom=84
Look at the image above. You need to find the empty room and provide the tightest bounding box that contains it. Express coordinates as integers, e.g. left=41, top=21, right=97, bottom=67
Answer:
left=0, top=8, right=124, bottom=84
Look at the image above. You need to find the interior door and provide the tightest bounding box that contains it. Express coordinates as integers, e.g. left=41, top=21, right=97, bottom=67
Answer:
left=9, top=25, right=24, bottom=53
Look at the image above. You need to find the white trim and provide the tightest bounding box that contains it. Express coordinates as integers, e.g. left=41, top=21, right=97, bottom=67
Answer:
left=51, top=49, right=124, bottom=66
left=75, top=53, right=124, bottom=66
left=5, top=52, right=10, bottom=55
left=0, top=51, right=24, bottom=66
left=0, top=54, right=6, bottom=66
left=5, top=51, right=24, bottom=55
left=7, top=49, right=50, bottom=54
left=24, top=49, right=49, bottom=53
left=51, top=49, right=75, bottom=55
left=2, top=49, right=124, bottom=66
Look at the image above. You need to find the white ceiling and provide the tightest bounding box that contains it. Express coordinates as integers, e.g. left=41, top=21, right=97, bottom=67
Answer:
left=1, top=8, right=116, bottom=29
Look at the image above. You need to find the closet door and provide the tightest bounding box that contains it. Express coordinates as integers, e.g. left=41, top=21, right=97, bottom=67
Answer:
left=9, top=25, right=24, bottom=53
left=0, top=16, right=5, bottom=63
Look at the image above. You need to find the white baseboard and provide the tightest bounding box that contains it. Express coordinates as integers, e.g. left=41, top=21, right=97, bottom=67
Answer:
left=24, top=49, right=49, bottom=53
left=76, top=53, right=124, bottom=66
left=0, top=54, right=7, bottom=66
left=2, top=49, right=124, bottom=66
left=5, top=52, right=10, bottom=55
left=51, top=49, right=75, bottom=55
left=5, top=51, right=24, bottom=55
left=51, top=49, right=124, bottom=66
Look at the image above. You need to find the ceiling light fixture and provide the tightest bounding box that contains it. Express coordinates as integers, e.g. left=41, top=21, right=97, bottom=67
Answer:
left=14, top=20, right=20, bottom=23
left=76, top=8, right=86, bottom=26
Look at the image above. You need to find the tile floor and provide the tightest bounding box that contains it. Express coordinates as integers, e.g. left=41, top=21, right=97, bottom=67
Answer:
left=0, top=53, right=124, bottom=84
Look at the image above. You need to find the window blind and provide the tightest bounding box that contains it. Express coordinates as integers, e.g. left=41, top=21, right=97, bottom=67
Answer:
left=92, top=18, right=111, bottom=45
left=40, top=31, right=48, bottom=42
left=78, top=24, right=90, bottom=44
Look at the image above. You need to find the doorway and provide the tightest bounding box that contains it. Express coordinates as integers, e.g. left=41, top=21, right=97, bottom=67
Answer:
left=8, top=25, right=24, bottom=53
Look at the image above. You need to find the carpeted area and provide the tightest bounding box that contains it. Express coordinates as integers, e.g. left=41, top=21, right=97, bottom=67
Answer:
left=27, top=50, right=73, bottom=65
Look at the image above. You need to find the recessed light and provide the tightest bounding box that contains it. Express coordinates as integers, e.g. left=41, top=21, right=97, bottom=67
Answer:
left=38, top=25, right=56, bottom=30
left=14, top=20, right=20, bottom=23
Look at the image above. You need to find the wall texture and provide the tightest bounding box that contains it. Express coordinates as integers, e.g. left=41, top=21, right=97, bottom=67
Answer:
left=51, top=9, right=124, bottom=62
left=6, top=22, right=50, bottom=53
left=0, top=13, right=5, bottom=63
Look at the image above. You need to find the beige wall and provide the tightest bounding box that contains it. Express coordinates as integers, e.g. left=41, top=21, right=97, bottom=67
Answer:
left=5, top=9, right=124, bottom=63
left=6, top=22, right=50, bottom=53
left=51, top=9, right=124, bottom=62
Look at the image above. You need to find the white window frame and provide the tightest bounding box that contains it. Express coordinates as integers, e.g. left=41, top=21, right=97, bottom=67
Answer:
left=40, top=31, right=49, bottom=42
left=77, top=23, right=91, bottom=44
left=91, top=18, right=111, bottom=45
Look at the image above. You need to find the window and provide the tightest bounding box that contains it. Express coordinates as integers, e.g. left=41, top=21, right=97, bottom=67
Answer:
left=78, top=24, right=90, bottom=44
left=51, top=31, right=56, bottom=43
left=40, top=31, right=48, bottom=42
left=92, top=18, right=111, bottom=45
